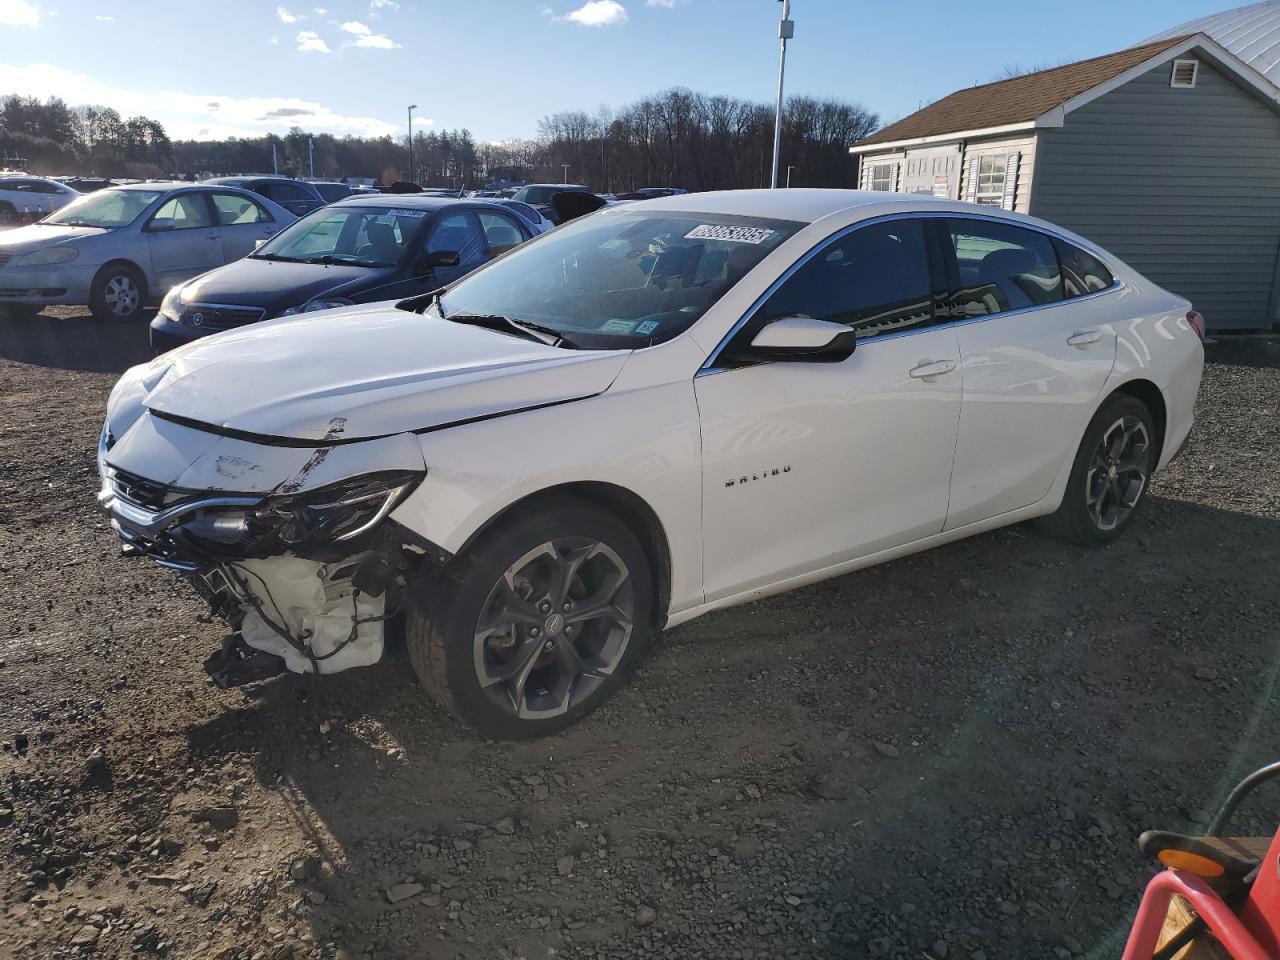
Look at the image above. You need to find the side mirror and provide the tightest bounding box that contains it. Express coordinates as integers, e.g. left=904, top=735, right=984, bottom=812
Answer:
left=736, top=316, right=857, bottom=363
left=417, top=250, right=460, bottom=275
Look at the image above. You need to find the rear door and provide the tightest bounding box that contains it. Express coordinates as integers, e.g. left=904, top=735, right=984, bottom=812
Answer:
left=145, top=192, right=224, bottom=290
left=941, top=216, right=1118, bottom=529
left=209, top=192, right=282, bottom=261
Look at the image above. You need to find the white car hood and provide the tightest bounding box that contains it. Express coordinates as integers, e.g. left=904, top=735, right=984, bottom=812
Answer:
left=0, top=223, right=104, bottom=252
left=139, top=304, right=631, bottom=442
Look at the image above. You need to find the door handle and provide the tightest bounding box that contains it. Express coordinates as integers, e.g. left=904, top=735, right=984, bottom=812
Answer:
left=204, top=232, right=220, bottom=240
left=1067, top=329, right=1102, bottom=348
left=909, top=359, right=957, bottom=379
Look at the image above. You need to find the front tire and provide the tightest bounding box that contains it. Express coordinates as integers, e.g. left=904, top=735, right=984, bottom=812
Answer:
left=407, top=500, right=654, bottom=739
left=90, top=264, right=147, bottom=321
left=1036, top=394, right=1156, bottom=546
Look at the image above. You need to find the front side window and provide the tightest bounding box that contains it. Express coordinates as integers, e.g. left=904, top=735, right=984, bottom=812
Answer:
left=871, top=163, right=896, bottom=192
left=1054, top=239, right=1115, bottom=298
left=150, top=194, right=213, bottom=231
left=42, top=189, right=164, bottom=228
left=974, top=155, right=1007, bottom=206
left=211, top=192, right=270, bottom=225
left=252, top=205, right=429, bottom=266
left=434, top=210, right=800, bottom=349
left=947, top=218, right=1063, bottom=316
left=426, top=212, right=488, bottom=269
left=754, top=218, right=934, bottom=341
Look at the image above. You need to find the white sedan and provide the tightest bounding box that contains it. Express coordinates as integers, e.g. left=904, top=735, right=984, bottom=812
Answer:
left=0, top=174, right=79, bottom=225
left=96, top=190, right=1204, bottom=738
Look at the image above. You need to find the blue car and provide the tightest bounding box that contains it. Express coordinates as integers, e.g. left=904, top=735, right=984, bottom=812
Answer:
left=150, top=195, right=538, bottom=352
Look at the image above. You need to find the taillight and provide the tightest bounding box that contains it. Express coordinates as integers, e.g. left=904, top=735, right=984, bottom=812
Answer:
left=1186, top=310, right=1207, bottom=342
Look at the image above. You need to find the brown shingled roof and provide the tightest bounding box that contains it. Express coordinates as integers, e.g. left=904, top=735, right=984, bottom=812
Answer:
left=853, top=35, right=1194, bottom=148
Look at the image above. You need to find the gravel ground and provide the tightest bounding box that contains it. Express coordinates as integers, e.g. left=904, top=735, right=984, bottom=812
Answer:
left=1, top=308, right=1279, bottom=960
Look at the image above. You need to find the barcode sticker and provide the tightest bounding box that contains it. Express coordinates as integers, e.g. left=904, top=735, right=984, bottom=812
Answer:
left=684, top=224, right=775, bottom=244
left=387, top=209, right=428, bottom=218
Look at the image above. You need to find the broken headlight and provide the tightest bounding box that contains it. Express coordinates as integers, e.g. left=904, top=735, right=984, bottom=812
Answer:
left=261, top=471, right=421, bottom=544
left=178, top=471, right=421, bottom=553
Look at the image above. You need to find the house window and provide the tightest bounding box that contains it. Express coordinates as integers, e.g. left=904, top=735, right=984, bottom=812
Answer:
left=1171, top=58, right=1199, bottom=88
left=974, top=155, right=1007, bottom=206
left=871, top=163, right=896, bottom=192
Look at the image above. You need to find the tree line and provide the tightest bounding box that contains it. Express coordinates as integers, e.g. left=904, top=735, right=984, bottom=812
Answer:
left=1, top=95, right=173, bottom=177
left=2, top=87, right=878, bottom=191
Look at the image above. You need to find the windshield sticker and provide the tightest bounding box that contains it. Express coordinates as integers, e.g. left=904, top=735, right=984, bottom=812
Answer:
left=635, top=320, right=659, bottom=335
left=601, top=319, right=637, bottom=335
left=387, top=209, right=428, bottom=218
left=684, top=224, right=775, bottom=245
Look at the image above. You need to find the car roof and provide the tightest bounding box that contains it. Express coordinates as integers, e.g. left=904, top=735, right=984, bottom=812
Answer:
left=632, top=188, right=958, bottom=224
left=106, top=181, right=194, bottom=191
left=522, top=183, right=589, bottom=190
left=332, top=195, right=499, bottom=212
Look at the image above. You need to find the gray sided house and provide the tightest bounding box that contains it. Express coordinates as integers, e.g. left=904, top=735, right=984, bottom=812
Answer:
left=850, top=34, right=1280, bottom=330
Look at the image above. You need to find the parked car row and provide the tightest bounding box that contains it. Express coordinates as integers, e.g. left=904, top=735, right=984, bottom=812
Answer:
left=0, top=174, right=80, bottom=224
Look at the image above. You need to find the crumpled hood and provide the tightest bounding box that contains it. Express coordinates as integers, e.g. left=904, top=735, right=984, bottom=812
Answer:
left=0, top=223, right=106, bottom=253
left=133, top=303, right=630, bottom=442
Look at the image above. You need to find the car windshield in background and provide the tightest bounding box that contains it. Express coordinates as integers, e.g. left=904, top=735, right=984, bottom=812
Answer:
left=252, top=205, right=428, bottom=267
left=436, top=210, right=801, bottom=348
left=42, top=189, right=163, bottom=228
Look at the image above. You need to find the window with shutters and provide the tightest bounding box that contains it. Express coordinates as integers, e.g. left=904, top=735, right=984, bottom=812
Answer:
left=871, top=163, right=896, bottom=192
left=973, top=155, right=1007, bottom=206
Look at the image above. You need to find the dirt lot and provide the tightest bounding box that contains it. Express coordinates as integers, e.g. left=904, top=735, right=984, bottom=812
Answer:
left=1, top=309, right=1279, bottom=960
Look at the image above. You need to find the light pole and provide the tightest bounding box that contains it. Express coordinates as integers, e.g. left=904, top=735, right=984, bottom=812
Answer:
left=786, top=164, right=795, bottom=188
left=407, top=104, right=418, bottom=183
left=561, top=162, right=570, bottom=183
left=770, top=0, right=793, bottom=189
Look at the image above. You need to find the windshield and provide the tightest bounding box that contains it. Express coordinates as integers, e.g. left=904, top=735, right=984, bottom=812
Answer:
left=43, top=189, right=163, bottom=228
left=436, top=210, right=801, bottom=348
left=253, top=205, right=428, bottom=267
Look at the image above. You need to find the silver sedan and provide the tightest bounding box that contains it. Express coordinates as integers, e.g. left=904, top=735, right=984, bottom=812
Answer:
left=0, top=182, right=295, bottom=320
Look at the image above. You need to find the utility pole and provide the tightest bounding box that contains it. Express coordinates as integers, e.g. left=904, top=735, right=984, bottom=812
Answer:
left=786, top=164, right=795, bottom=188
left=562, top=162, right=570, bottom=183
left=308, top=136, right=314, bottom=179
left=407, top=104, right=418, bottom=183
left=272, top=141, right=278, bottom=175
left=770, top=0, right=793, bottom=189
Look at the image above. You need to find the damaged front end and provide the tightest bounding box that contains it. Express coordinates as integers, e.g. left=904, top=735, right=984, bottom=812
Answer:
left=97, top=420, right=429, bottom=688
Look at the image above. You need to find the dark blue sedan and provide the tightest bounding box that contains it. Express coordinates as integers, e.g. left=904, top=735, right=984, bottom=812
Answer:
left=150, top=196, right=536, bottom=352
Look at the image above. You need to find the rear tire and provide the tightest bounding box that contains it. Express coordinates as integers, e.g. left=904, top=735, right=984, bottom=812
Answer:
left=90, top=263, right=147, bottom=321
left=406, top=500, right=654, bottom=739
left=1036, top=394, right=1156, bottom=546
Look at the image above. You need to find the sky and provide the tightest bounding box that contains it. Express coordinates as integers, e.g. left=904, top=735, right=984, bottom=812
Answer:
left=0, top=0, right=1249, bottom=143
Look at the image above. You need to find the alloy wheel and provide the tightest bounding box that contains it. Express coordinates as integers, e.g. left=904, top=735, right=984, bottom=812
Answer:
left=1086, top=416, right=1151, bottom=532
left=104, top=274, right=140, bottom=317
left=473, top=538, right=634, bottom=720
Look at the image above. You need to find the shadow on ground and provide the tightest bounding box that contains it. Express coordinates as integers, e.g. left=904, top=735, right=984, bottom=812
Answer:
left=185, top=493, right=1280, bottom=959
left=0, top=307, right=154, bottom=373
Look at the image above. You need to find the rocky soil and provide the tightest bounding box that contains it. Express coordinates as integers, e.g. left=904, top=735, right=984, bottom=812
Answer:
left=1, top=309, right=1279, bottom=960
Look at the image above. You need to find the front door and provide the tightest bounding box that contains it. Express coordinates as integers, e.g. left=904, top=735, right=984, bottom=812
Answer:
left=145, top=192, right=224, bottom=290
left=696, top=216, right=962, bottom=601
left=940, top=216, right=1118, bottom=529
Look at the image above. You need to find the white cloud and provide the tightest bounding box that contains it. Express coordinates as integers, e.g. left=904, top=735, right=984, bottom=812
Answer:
left=313, top=6, right=327, bottom=12
left=0, top=0, right=40, bottom=27
left=646, top=0, right=676, bottom=5
left=0, top=62, right=398, bottom=140
left=354, top=32, right=399, bottom=48
left=276, top=5, right=300, bottom=22
left=295, top=29, right=329, bottom=52
left=269, top=35, right=280, bottom=44
left=370, top=0, right=398, bottom=9
left=340, top=19, right=370, bottom=34
left=564, top=0, right=627, bottom=26
left=93, top=14, right=114, bottom=21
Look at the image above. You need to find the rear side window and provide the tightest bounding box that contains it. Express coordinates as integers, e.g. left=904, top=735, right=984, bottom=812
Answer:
left=427, top=212, right=487, bottom=268
left=258, top=180, right=311, bottom=203
left=757, top=218, right=934, bottom=340
left=946, top=218, right=1063, bottom=316
left=478, top=211, right=525, bottom=255
left=211, top=192, right=271, bottom=225
left=1054, top=239, right=1115, bottom=298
